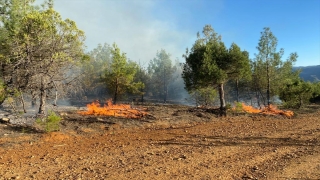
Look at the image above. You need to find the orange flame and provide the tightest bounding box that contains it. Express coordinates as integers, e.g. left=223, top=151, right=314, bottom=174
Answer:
left=241, top=103, right=294, bottom=118
left=78, top=99, right=148, bottom=119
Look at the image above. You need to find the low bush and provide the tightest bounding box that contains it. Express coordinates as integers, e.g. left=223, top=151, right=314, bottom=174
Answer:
left=35, top=110, right=61, bottom=132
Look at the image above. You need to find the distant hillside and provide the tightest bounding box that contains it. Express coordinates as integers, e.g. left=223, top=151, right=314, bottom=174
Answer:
left=293, top=65, right=320, bottom=82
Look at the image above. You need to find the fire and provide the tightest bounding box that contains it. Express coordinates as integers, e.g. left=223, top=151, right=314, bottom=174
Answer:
left=78, top=99, right=148, bottom=119
left=240, top=103, right=294, bottom=118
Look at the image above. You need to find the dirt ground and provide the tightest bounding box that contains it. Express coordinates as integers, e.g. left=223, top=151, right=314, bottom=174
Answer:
left=0, top=104, right=319, bottom=179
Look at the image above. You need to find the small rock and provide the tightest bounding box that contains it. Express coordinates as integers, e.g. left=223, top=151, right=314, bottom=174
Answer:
left=252, top=166, right=259, bottom=171
left=1, top=117, right=10, bottom=123
left=179, top=154, right=187, bottom=159
left=11, top=176, right=20, bottom=179
left=242, top=173, right=254, bottom=179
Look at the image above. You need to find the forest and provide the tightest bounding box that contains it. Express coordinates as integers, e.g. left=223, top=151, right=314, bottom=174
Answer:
left=0, top=0, right=320, bottom=116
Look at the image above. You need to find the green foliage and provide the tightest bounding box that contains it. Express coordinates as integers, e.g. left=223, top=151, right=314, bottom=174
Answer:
left=0, top=80, right=6, bottom=104
left=35, top=110, right=61, bottom=132
left=189, top=87, right=217, bottom=107
left=183, top=25, right=227, bottom=109
left=252, top=27, right=298, bottom=106
left=133, top=65, right=149, bottom=99
left=225, top=103, right=232, bottom=111
left=103, top=43, right=143, bottom=103
left=311, top=82, right=320, bottom=103
left=0, top=0, right=85, bottom=114
left=233, top=101, right=243, bottom=113
left=183, top=25, right=251, bottom=111
left=279, top=78, right=316, bottom=108
left=228, top=44, right=251, bottom=102
left=148, top=49, right=176, bottom=102
left=228, top=44, right=252, bottom=82
left=79, top=43, right=112, bottom=97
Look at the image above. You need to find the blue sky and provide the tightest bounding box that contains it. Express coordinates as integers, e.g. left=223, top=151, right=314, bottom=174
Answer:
left=37, top=0, right=320, bottom=67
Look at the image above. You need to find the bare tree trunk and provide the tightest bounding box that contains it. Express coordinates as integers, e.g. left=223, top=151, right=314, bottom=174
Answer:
left=163, top=72, right=167, bottom=103
left=39, top=89, right=46, bottom=114
left=113, top=79, right=118, bottom=104
left=236, top=79, right=239, bottom=102
left=19, top=90, right=26, bottom=113
left=266, top=42, right=271, bottom=108
left=299, top=95, right=303, bottom=108
left=258, top=89, right=266, bottom=108
left=38, top=78, right=46, bottom=114
left=218, top=83, right=226, bottom=116
left=267, top=62, right=271, bottom=107
left=53, top=81, right=58, bottom=106
left=113, top=91, right=117, bottom=104
left=141, top=92, right=144, bottom=104
left=164, top=86, right=167, bottom=103
left=31, top=91, right=37, bottom=108
left=54, top=90, right=58, bottom=106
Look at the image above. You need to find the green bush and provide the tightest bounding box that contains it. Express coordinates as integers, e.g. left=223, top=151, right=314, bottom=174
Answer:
left=225, top=103, right=232, bottom=110
left=0, top=80, right=6, bottom=105
left=233, top=102, right=243, bottom=113
left=35, top=110, right=61, bottom=132
left=189, top=87, right=217, bottom=107
left=279, top=80, right=314, bottom=108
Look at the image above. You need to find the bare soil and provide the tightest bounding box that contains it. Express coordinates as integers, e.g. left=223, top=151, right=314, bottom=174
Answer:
left=0, top=104, right=320, bottom=179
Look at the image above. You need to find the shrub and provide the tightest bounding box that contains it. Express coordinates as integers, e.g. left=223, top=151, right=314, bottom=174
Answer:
left=189, top=87, right=217, bottom=107
left=0, top=80, right=6, bottom=105
left=225, top=103, right=232, bottom=110
left=233, top=102, right=243, bottom=113
left=35, top=110, right=61, bottom=132
left=279, top=80, right=314, bottom=108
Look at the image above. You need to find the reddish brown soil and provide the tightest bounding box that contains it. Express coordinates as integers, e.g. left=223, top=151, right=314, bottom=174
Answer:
left=0, top=104, right=319, bottom=179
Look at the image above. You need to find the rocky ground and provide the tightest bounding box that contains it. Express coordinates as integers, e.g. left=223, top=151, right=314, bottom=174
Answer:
left=0, top=103, right=319, bottom=179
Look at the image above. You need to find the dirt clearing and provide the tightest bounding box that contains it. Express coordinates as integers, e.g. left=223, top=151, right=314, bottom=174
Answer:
left=0, top=104, right=319, bottom=179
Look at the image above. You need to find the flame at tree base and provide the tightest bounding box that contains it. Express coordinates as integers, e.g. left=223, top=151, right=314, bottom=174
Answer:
left=240, top=103, right=294, bottom=118
left=78, top=99, right=148, bottom=119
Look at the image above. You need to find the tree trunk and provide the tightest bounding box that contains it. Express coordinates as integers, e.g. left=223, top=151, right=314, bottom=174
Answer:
left=164, top=86, right=167, bottom=103
left=38, top=78, right=46, bottom=114
left=236, top=79, right=239, bottom=102
left=299, top=95, right=303, bottom=108
left=19, top=90, right=26, bottom=113
left=31, top=97, right=36, bottom=108
left=113, top=91, right=117, bottom=104
left=218, top=83, right=226, bottom=116
left=113, top=79, right=118, bottom=104
left=53, top=89, right=58, bottom=106
left=266, top=43, right=271, bottom=108
left=163, top=77, right=167, bottom=103
left=38, top=88, right=46, bottom=114
left=267, top=62, right=271, bottom=107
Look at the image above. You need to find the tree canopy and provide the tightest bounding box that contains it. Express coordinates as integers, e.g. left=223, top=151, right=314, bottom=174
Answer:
left=0, top=0, right=86, bottom=113
left=102, top=43, right=143, bottom=104
left=183, top=25, right=251, bottom=115
left=148, top=49, right=176, bottom=103
left=252, top=27, right=298, bottom=107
